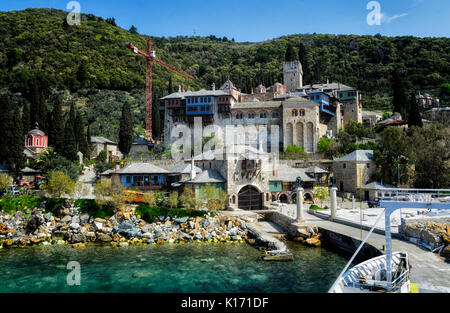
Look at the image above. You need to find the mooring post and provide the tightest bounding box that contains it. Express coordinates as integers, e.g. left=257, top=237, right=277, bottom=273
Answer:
left=296, top=186, right=304, bottom=222
left=330, top=186, right=338, bottom=221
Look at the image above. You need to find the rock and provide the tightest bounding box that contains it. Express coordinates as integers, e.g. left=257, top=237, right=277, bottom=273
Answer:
left=227, top=221, right=233, bottom=231
left=305, top=237, right=321, bottom=247
left=26, top=211, right=45, bottom=233
left=80, top=214, right=90, bottom=224
left=86, top=232, right=96, bottom=240
left=119, top=221, right=134, bottom=230
left=71, top=215, right=80, bottom=224
left=56, top=239, right=65, bottom=245
left=52, top=231, right=69, bottom=240
left=94, top=222, right=103, bottom=231
left=174, top=217, right=189, bottom=224
left=145, top=238, right=155, bottom=244
left=72, top=243, right=85, bottom=248
left=69, top=222, right=80, bottom=230
left=441, top=245, right=450, bottom=257
left=44, top=213, right=54, bottom=222
left=194, top=232, right=203, bottom=240
left=97, top=234, right=112, bottom=242
left=61, top=215, right=72, bottom=223
left=143, top=232, right=153, bottom=239
left=188, top=221, right=195, bottom=229
left=118, top=242, right=129, bottom=247
left=71, top=233, right=86, bottom=243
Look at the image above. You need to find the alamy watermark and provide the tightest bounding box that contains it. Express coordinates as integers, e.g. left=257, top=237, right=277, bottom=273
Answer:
left=66, top=1, right=81, bottom=26
left=367, top=1, right=381, bottom=26
left=66, top=261, right=81, bottom=286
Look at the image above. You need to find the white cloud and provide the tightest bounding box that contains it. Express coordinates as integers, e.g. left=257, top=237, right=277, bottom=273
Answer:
left=381, top=12, right=409, bottom=24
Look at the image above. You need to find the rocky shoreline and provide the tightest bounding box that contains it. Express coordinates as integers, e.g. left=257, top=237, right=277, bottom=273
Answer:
left=0, top=201, right=251, bottom=249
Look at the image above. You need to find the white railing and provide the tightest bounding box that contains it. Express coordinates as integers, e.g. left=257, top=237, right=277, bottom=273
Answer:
left=376, top=188, right=450, bottom=203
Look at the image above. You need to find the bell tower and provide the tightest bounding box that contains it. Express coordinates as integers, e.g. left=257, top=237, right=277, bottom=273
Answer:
left=283, top=60, right=303, bottom=93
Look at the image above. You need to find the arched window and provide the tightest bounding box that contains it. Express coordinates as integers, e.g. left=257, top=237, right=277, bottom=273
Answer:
left=232, top=195, right=236, bottom=204
left=27, top=137, right=32, bottom=146
left=36, top=138, right=40, bottom=146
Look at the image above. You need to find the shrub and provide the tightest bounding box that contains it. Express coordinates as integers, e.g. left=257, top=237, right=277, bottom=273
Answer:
left=0, top=196, right=45, bottom=213
left=74, top=199, right=115, bottom=218
left=179, top=188, right=202, bottom=210
left=309, top=204, right=326, bottom=210
left=284, top=145, right=306, bottom=154
left=135, top=205, right=209, bottom=223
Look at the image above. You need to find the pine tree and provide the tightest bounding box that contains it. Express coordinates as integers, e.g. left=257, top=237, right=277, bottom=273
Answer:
left=392, top=70, right=409, bottom=120
left=118, top=101, right=133, bottom=157
left=407, top=92, right=423, bottom=128
left=129, top=25, right=138, bottom=34
left=59, top=103, right=78, bottom=161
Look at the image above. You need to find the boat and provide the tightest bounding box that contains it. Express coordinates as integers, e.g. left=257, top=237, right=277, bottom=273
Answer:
left=329, top=251, right=411, bottom=293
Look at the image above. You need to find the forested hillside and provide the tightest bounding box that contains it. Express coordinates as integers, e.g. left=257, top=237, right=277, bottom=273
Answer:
left=0, top=8, right=449, bottom=141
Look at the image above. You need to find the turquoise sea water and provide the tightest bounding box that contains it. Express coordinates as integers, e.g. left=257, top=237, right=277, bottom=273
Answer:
left=0, top=242, right=352, bottom=293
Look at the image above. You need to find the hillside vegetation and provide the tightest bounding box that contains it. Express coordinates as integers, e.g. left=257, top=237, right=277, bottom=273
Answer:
left=0, top=8, right=449, bottom=141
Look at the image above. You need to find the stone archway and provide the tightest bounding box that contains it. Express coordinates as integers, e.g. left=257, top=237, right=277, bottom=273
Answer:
left=278, top=192, right=290, bottom=204
left=296, top=122, right=304, bottom=149
left=286, top=123, right=293, bottom=147
left=304, top=192, right=314, bottom=203
left=306, top=122, right=314, bottom=152
left=238, top=185, right=262, bottom=210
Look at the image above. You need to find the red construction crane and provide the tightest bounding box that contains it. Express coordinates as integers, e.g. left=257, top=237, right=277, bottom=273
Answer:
left=125, top=40, right=195, bottom=142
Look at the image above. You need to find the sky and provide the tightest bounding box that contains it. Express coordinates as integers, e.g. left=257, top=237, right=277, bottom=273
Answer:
left=1, top=0, right=449, bottom=42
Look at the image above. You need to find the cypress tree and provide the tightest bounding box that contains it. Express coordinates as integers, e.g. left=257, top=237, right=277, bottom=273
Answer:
left=49, top=96, right=64, bottom=149
left=9, top=105, right=25, bottom=178
left=74, top=111, right=88, bottom=157
left=118, top=102, right=133, bottom=157
left=284, top=43, right=297, bottom=62
left=298, top=42, right=310, bottom=84
left=22, top=102, right=31, bottom=136
left=0, top=95, right=24, bottom=178
left=0, top=94, right=13, bottom=165
left=152, top=99, right=161, bottom=140
left=392, top=70, right=409, bottom=120
left=59, top=103, right=78, bottom=161
left=408, top=92, right=423, bottom=128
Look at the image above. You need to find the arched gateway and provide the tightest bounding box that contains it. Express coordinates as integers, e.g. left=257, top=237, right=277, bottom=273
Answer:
left=238, top=185, right=262, bottom=210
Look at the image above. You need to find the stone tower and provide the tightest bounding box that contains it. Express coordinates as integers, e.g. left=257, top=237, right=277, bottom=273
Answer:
left=283, top=60, right=303, bottom=93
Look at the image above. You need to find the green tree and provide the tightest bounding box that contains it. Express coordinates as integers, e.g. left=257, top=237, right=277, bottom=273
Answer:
left=317, top=136, right=334, bottom=154
left=0, top=174, right=13, bottom=192
left=129, top=25, right=138, bottom=34
left=42, top=171, right=76, bottom=198
left=167, top=191, right=179, bottom=208
left=49, top=96, right=64, bottom=149
left=284, top=43, right=297, bottom=62
left=373, top=127, right=411, bottom=186
left=93, top=178, right=114, bottom=205
left=407, top=92, right=422, bottom=128
left=180, top=187, right=202, bottom=210
left=313, top=186, right=329, bottom=208
left=409, top=124, right=449, bottom=188
left=118, top=101, right=134, bottom=157
left=392, top=70, right=409, bottom=120
left=22, top=102, right=30, bottom=136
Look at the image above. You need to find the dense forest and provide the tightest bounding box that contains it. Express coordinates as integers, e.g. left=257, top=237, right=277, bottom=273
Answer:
left=0, top=8, right=449, bottom=141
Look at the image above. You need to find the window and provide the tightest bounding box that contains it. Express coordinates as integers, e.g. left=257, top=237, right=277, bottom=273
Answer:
left=272, top=112, right=279, bottom=118
left=299, top=110, right=305, bottom=116
left=232, top=195, right=236, bottom=204
left=260, top=113, right=267, bottom=118
left=343, top=163, right=346, bottom=169
left=248, top=113, right=255, bottom=119
left=126, top=176, right=131, bottom=184
left=367, top=164, right=370, bottom=169
left=292, top=110, right=297, bottom=117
